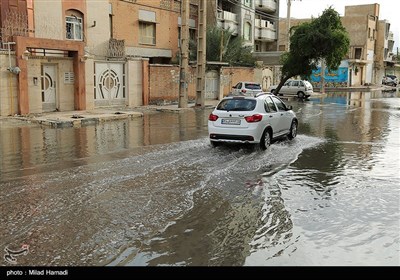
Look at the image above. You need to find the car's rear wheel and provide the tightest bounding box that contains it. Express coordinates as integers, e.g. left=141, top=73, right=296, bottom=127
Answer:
left=260, top=129, right=271, bottom=150
left=288, top=120, right=297, bottom=140
left=297, top=92, right=305, bottom=99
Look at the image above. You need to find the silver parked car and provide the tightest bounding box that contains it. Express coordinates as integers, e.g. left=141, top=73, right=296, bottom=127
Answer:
left=231, top=81, right=263, bottom=96
left=268, top=79, right=313, bottom=99
left=382, top=75, right=398, bottom=86
left=208, top=93, right=298, bottom=150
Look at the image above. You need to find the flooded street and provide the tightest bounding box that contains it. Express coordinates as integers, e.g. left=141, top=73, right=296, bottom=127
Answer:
left=1, top=91, right=399, bottom=266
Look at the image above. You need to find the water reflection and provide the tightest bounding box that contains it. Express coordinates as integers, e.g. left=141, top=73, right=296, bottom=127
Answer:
left=0, top=110, right=211, bottom=180
left=245, top=91, right=400, bottom=265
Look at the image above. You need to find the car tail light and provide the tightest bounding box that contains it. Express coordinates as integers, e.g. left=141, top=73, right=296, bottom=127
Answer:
left=208, top=113, right=219, bottom=121
left=245, top=114, right=263, bottom=122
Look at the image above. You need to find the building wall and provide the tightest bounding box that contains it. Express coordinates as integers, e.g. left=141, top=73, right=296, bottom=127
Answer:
left=27, top=57, right=75, bottom=114
left=0, top=0, right=34, bottom=38
left=111, top=0, right=181, bottom=62
left=34, top=0, right=63, bottom=39
left=0, top=53, right=76, bottom=115
left=0, top=51, right=18, bottom=116
left=86, top=0, right=110, bottom=58
left=278, top=18, right=308, bottom=51
left=148, top=64, right=196, bottom=104
left=220, top=66, right=256, bottom=96
left=148, top=64, right=258, bottom=103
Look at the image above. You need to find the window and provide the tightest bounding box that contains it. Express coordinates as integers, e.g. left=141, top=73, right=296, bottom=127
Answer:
left=244, top=0, right=252, bottom=7
left=265, top=97, right=277, bottom=112
left=245, top=83, right=261, bottom=90
left=217, top=99, right=256, bottom=111
left=189, top=28, right=196, bottom=41
left=139, top=22, right=156, bottom=45
left=66, top=16, right=83, bottom=40
left=244, top=22, right=251, bottom=41
left=271, top=96, right=287, bottom=111
left=354, top=48, right=362, bottom=59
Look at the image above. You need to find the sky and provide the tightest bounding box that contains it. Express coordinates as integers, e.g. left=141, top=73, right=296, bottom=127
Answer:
left=279, top=0, right=399, bottom=51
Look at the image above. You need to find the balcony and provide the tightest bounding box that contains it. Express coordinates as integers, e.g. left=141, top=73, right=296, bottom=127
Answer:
left=255, top=0, right=277, bottom=13
left=217, top=10, right=238, bottom=35
left=255, top=19, right=276, bottom=42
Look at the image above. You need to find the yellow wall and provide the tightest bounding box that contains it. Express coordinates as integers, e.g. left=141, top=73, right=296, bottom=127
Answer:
left=34, top=0, right=63, bottom=40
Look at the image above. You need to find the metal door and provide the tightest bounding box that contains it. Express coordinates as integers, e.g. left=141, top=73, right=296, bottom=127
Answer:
left=41, top=65, right=57, bottom=112
left=205, top=70, right=219, bottom=99
left=94, top=62, right=125, bottom=106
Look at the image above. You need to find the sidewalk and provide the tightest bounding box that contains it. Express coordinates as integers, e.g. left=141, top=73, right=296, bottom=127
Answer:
left=5, top=100, right=220, bottom=128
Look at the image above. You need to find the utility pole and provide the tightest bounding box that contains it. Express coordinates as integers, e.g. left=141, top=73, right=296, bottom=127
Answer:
left=220, top=29, right=224, bottom=62
left=320, top=59, right=326, bottom=93
left=286, top=0, right=301, bottom=51
left=179, top=0, right=190, bottom=108
left=286, top=0, right=291, bottom=51
left=195, top=0, right=207, bottom=107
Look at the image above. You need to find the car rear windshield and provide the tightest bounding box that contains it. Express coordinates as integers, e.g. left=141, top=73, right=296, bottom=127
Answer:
left=245, top=83, right=261, bottom=90
left=217, top=99, right=257, bottom=111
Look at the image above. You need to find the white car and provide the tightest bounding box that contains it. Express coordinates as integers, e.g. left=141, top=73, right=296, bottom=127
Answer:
left=268, top=79, right=313, bottom=99
left=208, top=93, right=298, bottom=150
left=231, top=81, right=263, bottom=96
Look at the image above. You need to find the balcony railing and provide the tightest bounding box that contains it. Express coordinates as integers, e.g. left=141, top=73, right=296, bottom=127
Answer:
left=255, top=19, right=276, bottom=41
left=217, top=10, right=238, bottom=35
left=255, top=0, right=276, bottom=13
left=255, top=28, right=276, bottom=42
left=255, top=19, right=275, bottom=29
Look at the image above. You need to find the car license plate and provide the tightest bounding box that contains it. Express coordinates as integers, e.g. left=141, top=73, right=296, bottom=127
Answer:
left=221, top=119, right=241, bottom=125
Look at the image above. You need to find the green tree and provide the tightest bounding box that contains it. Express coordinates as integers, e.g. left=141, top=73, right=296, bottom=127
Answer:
left=190, top=26, right=256, bottom=67
left=275, top=7, right=350, bottom=93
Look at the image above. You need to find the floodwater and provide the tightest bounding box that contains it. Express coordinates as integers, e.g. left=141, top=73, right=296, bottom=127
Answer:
left=0, top=91, right=399, bottom=266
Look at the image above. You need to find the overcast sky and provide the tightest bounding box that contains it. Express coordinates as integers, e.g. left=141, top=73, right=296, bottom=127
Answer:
left=279, top=0, right=399, bottom=51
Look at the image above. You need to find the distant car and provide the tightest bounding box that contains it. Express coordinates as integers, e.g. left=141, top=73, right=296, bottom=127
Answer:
left=208, top=93, right=298, bottom=150
left=268, top=79, right=313, bottom=99
left=382, top=75, right=398, bottom=86
left=230, top=81, right=263, bottom=96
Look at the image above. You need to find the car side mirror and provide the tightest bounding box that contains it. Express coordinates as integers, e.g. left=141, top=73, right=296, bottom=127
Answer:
left=286, top=105, right=293, bottom=110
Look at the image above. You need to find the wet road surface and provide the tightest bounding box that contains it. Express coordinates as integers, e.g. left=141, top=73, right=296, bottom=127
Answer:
left=1, top=91, right=399, bottom=266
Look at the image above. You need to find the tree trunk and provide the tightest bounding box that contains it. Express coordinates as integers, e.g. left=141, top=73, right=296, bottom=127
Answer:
left=274, top=76, right=291, bottom=94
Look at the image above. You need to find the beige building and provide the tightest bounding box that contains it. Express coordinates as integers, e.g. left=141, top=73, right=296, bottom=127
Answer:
left=277, top=3, right=396, bottom=86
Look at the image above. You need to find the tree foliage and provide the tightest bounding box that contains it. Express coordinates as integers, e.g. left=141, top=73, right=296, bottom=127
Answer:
left=276, top=7, right=350, bottom=93
left=190, top=26, right=256, bottom=67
